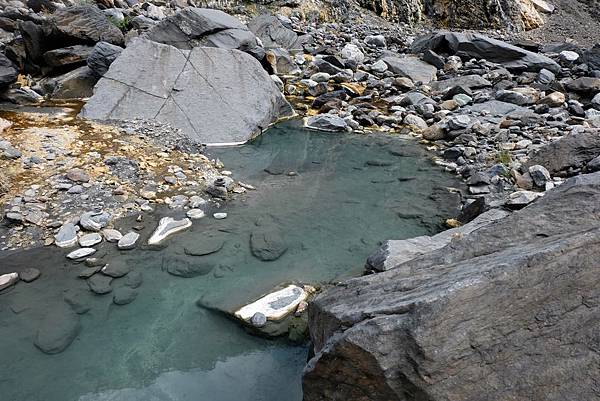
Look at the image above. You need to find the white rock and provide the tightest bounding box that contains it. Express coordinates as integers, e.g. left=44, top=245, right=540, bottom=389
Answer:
left=507, top=190, right=544, bottom=206
left=531, top=0, right=555, bottom=13
left=66, top=248, right=96, bottom=260
left=186, top=209, right=206, bottom=219
left=54, top=222, right=78, bottom=248
left=79, top=233, right=102, bottom=247
left=118, top=232, right=140, bottom=250
left=560, top=50, right=579, bottom=62
left=147, top=217, right=192, bottom=245
left=0, top=272, right=19, bottom=291
left=102, top=228, right=123, bottom=242
left=235, top=285, right=309, bottom=322
left=213, top=212, right=228, bottom=220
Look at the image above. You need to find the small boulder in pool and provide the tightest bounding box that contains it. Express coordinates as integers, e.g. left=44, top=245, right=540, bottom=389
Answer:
left=235, top=285, right=308, bottom=322
left=34, top=306, right=81, bottom=354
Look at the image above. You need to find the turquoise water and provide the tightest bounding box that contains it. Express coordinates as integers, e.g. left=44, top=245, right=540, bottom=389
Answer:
left=0, top=121, right=463, bottom=401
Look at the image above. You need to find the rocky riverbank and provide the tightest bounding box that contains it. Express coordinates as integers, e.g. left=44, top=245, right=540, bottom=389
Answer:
left=0, top=0, right=599, bottom=399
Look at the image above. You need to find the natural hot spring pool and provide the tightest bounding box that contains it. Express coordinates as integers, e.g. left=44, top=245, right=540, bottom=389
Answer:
left=0, top=121, right=464, bottom=401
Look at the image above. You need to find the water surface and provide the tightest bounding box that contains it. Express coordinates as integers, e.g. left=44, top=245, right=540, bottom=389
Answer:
left=0, top=121, right=464, bottom=401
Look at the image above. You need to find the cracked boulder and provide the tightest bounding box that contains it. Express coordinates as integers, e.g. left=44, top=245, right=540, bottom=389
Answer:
left=304, top=172, right=600, bottom=401
left=145, top=7, right=264, bottom=59
left=79, top=38, right=293, bottom=145
left=46, top=5, right=124, bottom=46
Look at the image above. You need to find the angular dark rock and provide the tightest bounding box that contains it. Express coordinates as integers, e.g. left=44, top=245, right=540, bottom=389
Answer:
left=39, top=66, right=98, bottom=99
left=412, top=32, right=560, bottom=73
left=0, top=52, right=17, bottom=87
left=86, top=41, right=122, bottom=77
left=47, top=5, right=124, bottom=46
left=526, top=131, right=600, bottom=175
left=248, top=14, right=300, bottom=50
left=304, top=172, right=600, bottom=401
left=80, top=38, right=293, bottom=145
left=42, top=45, right=92, bottom=68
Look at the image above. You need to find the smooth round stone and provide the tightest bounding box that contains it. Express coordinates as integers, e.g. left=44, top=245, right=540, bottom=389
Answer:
left=124, top=271, right=143, bottom=289
left=186, top=209, right=205, bottom=219
left=213, top=212, right=227, bottom=219
left=0, top=272, right=19, bottom=291
left=66, top=248, right=96, bottom=260
left=19, top=268, right=41, bottom=283
left=54, top=222, right=78, bottom=248
left=113, top=287, right=138, bottom=305
left=184, top=238, right=225, bottom=256
left=63, top=289, right=91, bottom=314
left=79, top=233, right=102, bottom=247
left=102, top=228, right=122, bottom=242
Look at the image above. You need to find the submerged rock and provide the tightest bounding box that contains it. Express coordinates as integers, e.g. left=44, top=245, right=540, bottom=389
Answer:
left=34, top=306, right=80, bottom=354
left=63, top=289, right=91, bottom=314
left=87, top=274, right=112, bottom=294
left=101, top=262, right=131, bottom=278
left=250, top=229, right=288, bottom=261
left=148, top=217, right=192, bottom=245
left=304, top=172, right=600, bottom=401
left=80, top=38, right=292, bottom=145
left=184, top=237, right=225, bottom=256
left=19, top=268, right=41, bottom=283
left=113, top=287, right=138, bottom=305
left=164, top=256, right=214, bottom=278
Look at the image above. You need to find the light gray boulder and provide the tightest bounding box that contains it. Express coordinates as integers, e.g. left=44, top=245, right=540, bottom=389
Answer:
left=80, top=38, right=293, bottom=145
left=145, top=7, right=263, bottom=59
left=381, top=56, right=437, bottom=83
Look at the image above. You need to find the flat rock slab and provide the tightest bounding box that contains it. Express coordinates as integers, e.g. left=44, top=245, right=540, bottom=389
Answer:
left=79, top=38, right=293, bottom=145
left=235, top=285, right=308, bottom=322
left=19, top=268, right=41, bottom=283
left=55, top=222, right=78, bottom=248
left=34, top=306, right=80, bottom=354
left=101, top=262, right=131, bottom=278
left=164, top=256, right=215, bottom=278
left=148, top=216, right=192, bottom=245
left=87, top=274, right=112, bottom=294
left=118, top=232, right=139, bottom=250
left=184, top=237, right=225, bottom=256
left=382, top=56, right=437, bottom=84
left=66, top=247, right=96, bottom=260
left=47, top=5, right=124, bottom=46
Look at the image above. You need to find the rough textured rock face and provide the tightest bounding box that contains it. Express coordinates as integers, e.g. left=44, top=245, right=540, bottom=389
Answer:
left=304, top=172, right=600, bottom=401
left=350, top=0, right=543, bottom=29
left=46, top=5, right=124, bottom=46
left=80, top=38, right=293, bottom=145
left=145, top=7, right=263, bottom=58
left=412, top=31, right=561, bottom=73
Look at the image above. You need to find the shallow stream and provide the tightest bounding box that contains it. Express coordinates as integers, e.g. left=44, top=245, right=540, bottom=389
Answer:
left=0, top=121, right=464, bottom=401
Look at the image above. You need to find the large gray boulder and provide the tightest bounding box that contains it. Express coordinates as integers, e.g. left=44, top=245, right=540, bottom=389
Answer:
left=46, top=5, right=124, bottom=46
left=247, top=14, right=301, bottom=50
left=87, top=41, right=123, bottom=77
left=526, top=130, right=600, bottom=175
left=381, top=56, right=437, bottom=84
left=304, top=172, right=600, bottom=401
left=412, top=31, right=561, bottom=73
left=80, top=39, right=293, bottom=145
left=145, top=7, right=263, bottom=59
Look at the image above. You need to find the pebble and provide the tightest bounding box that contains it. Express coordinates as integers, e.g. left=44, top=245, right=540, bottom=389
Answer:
left=213, top=212, right=228, bottom=219
left=66, top=248, right=97, bottom=260
left=118, top=232, right=140, bottom=250
left=79, top=233, right=102, bottom=247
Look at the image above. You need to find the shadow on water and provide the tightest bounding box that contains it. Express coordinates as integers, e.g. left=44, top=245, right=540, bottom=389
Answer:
left=0, top=120, right=464, bottom=401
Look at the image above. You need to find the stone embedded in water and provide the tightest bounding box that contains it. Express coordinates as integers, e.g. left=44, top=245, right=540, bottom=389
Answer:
left=124, top=271, right=143, bottom=289
left=66, top=247, right=96, bottom=260
left=55, top=222, right=78, bottom=248
left=184, top=237, right=225, bottom=256
left=118, top=232, right=140, bottom=250
left=101, top=262, right=131, bottom=278
left=79, top=233, right=102, bottom=247
left=213, top=212, right=228, bottom=219
left=113, top=287, right=138, bottom=305
left=19, top=268, right=41, bottom=283
left=33, top=306, right=80, bottom=354
left=78, top=265, right=103, bottom=279
left=165, top=256, right=215, bottom=278
left=63, top=289, right=91, bottom=314
left=186, top=209, right=206, bottom=219
left=80, top=211, right=110, bottom=231
left=87, top=274, right=112, bottom=294
left=235, top=285, right=308, bottom=322
left=305, top=114, right=348, bottom=132
left=148, top=217, right=192, bottom=245
left=250, top=229, right=287, bottom=261
left=0, top=272, right=19, bottom=291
